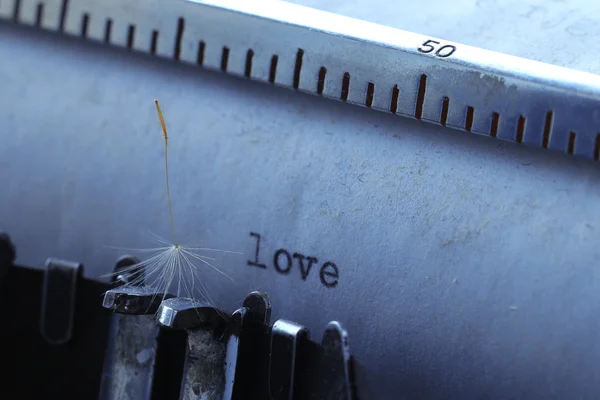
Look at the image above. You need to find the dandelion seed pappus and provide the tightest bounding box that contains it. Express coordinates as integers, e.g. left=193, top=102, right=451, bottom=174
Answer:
left=104, top=100, right=240, bottom=309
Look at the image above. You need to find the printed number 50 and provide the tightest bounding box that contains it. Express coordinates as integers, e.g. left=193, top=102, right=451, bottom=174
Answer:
left=418, top=40, right=456, bottom=58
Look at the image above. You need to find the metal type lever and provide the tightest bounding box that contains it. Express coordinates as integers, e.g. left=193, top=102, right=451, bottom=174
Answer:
left=40, top=258, right=82, bottom=344
left=269, top=319, right=310, bottom=400
left=99, top=256, right=172, bottom=400
left=304, top=321, right=356, bottom=400
left=157, top=297, right=229, bottom=400
left=229, top=291, right=273, bottom=399
left=0, top=232, right=15, bottom=284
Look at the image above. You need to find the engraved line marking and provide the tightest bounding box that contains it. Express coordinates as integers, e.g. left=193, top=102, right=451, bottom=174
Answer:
left=516, top=115, right=526, bottom=143
left=440, top=97, right=449, bottom=126
left=465, top=106, right=474, bottom=132
left=269, top=55, right=278, bottom=84
left=197, top=41, right=205, bottom=65
left=81, top=13, right=89, bottom=37
left=366, top=82, right=374, bottom=108
left=415, top=74, right=427, bottom=119
left=174, top=17, right=184, bottom=61
left=150, top=30, right=158, bottom=55
left=341, top=72, right=350, bottom=101
left=59, top=0, right=68, bottom=32
left=317, top=67, right=326, bottom=95
left=293, top=48, right=304, bottom=89
left=542, top=111, right=553, bottom=149
left=126, top=24, right=135, bottom=49
left=35, top=3, right=43, bottom=27
left=221, top=46, right=230, bottom=72
left=390, top=85, right=399, bottom=114
left=490, top=112, right=500, bottom=137
left=568, top=131, right=576, bottom=155
left=12, top=0, right=20, bottom=22
left=104, top=19, right=112, bottom=43
left=245, top=49, right=254, bottom=78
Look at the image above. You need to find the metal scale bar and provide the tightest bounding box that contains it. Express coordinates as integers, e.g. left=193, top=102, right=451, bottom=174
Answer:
left=2, top=0, right=600, bottom=160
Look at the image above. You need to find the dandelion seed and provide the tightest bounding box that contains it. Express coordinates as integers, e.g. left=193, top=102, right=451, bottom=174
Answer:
left=105, top=99, right=240, bottom=308
left=154, top=99, right=179, bottom=248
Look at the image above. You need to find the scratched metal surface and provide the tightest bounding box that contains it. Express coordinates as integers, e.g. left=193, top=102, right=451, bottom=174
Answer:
left=1, top=0, right=599, bottom=399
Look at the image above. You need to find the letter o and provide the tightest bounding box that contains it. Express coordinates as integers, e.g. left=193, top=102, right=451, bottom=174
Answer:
left=273, top=249, right=292, bottom=274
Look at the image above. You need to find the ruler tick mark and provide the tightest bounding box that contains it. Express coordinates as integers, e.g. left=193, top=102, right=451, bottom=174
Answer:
left=12, top=0, right=20, bottom=22
left=221, top=47, right=230, bottom=72
left=269, top=55, right=278, bottom=84
left=245, top=49, right=254, bottom=78
left=594, top=134, right=600, bottom=161
left=542, top=111, right=553, bottom=148
left=81, top=13, right=89, bottom=38
left=516, top=115, right=526, bottom=143
left=126, top=25, right=135, bottom=49
left=317, top=67, right=326, bottom=95
left=197, top=41, right=205, bottom=65
left=341, top=72, right=350, bottom=101
left=366, top=82, right=374, bottom=108
left=415, top=74, right=427, bottom=119
left=490, top=112, right=500, bottom=137
left=440, top=97, right=449, bottom=126
left=58, top=0, right=68, bottom=32
left=104, top=19, right=112, bottom=43
left=35, top=3, right=43, bottom=27
left=150, top=30, right=158, bottom=55
left=568, top=131, right=576, bottom=155
left=293, top=49, right=303, bottom=89
left=390, top=85, right=399, bottom=114
left=174, top=17, right=184, bottom=61
left=465, top=106, right=474, bottom=132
